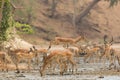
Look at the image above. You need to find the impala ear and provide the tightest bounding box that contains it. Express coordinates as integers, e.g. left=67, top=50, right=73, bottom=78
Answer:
left=33, top=46, right=35, bottom=49
left=28, top=48, right=32, bottom=53
left=30, top=48, right=33, bottom=52
left=32, top=45, right=38, bottom=51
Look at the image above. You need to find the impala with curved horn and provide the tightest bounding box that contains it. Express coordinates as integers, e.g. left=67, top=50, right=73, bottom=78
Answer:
left=100, top=35, right=115, bottom=69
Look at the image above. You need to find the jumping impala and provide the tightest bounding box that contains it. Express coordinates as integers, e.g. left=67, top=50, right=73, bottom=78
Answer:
left=48, top=35, right=87, bottom=49
left=39, top=49, right=76, bottom=76
left=6, top=46, right=37, bottom=73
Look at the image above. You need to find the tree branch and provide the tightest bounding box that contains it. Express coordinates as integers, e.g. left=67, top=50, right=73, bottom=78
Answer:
left=10, top=2, right=24, bottom=14
left=75, top=0, right=101, bottom=24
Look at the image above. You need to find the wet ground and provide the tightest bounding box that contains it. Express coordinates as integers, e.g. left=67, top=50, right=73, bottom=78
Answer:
left=1, top=44, right=120, bottom=80
left=0, top=58, right=120, bottom=80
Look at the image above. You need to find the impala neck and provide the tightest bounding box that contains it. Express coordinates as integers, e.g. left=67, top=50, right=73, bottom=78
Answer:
left=74, top=36, right=82, bottom=43
left=6, top=47, right=11, bottom=55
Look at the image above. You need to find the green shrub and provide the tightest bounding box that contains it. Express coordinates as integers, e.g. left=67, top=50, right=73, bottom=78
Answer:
left=14, top=22, right=34, bottom=34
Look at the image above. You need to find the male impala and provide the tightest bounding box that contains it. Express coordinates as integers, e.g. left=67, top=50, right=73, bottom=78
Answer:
left=100, top=35, right=114, bottom=63
left=101, top=35, right=120, bottom=70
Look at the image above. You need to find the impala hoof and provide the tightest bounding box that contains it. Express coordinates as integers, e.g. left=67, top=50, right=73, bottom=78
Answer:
left=15, top=70, right=20, bottom=73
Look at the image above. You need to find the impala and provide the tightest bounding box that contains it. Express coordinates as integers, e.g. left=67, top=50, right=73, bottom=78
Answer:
left=6, top=46, right=37, bottom=73
left=48, top=35, right=87, bottom=49
left=0, top=51, right=8, bottom=72
left=39, top=49, right=76, bottom=76
left=32, top=46, right=48, bottom=65
left=83, top=45, right=100, bottom=63
left=100, top=35, right=114, bottom=64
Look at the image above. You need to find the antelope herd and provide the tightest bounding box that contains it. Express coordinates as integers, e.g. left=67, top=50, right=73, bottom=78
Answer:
left=0, top=35, right=120, bottom=76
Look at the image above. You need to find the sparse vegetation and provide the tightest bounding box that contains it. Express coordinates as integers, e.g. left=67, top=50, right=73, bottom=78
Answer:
left=14, top=22, right=34, bottom=34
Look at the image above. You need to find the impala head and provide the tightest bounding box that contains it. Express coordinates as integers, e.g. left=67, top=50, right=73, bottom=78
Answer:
left=33, top=46, right=35, bottom=49
left=31, top=46, right=38, bottom=57
left=75, top=45, right=87, bottom=56
left=79, top=48, right=87, bottom=56
left=104, top=35, right=114, bottom=47
left=81, top=36, right=88, bottom=42
left=79, top=32, right=88, bottom=42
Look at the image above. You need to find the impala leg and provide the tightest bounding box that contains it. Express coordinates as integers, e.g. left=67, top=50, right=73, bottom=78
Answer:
left=59, top=63, right=64, bottom=75
left=116, top=56, right=120, bottom=71
left=108, top=55, right=114, bottom=69
left=66, top=43, right=69, bottom=48
left=3, top=57, right=8, bottom=72
left=59, top=59, right=68, bottom=75
left=15, top=63, right=20, bottom=73
left=4, top=57, right=8, bottom=72
left=100, top=53, right=106, bottom=69
left=40, top=61, right=50, bottom=76
left=64, top=62, right=68, bottom=72
left=103, top=56, right=107, bottom=69
left=84, top=52, right=92, bottom=63
left=36, top=53, right=39, bottom=66
left=28, top=59, right=31, bottom=72
left=1, top=62, right=4, bottom=71
left=69, top=57, right=76, bottom=74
